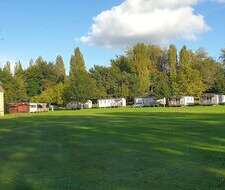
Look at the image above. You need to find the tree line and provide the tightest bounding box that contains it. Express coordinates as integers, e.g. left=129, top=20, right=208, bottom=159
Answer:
left=0, top=43, right=225, bottom=105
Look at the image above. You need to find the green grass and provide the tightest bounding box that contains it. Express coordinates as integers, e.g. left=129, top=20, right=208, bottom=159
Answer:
left=0, top=106, right=225, bottom=190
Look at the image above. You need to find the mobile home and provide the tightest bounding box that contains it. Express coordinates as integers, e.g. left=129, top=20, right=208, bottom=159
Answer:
left=37, top=103, right=49, bottom=112
left=67, top=100, right=93, bottom=109
left=219, top=95, right=225, bottom=104
left=97, top=98, right=126, bottom=108
left=200, top=94, right=219, bottom=105
left=30, top=103, right=49, bottom=113
left=83, top=100, right=92, bottom=109
left=134, top=97, right=155, bottom=107
left=134, top=97, right=166, bottom=107
left=0, top=85, right=4, bottom=116
left=168, top=96, right=194, bottom=106
left=156, top=98, right=167, bottom=106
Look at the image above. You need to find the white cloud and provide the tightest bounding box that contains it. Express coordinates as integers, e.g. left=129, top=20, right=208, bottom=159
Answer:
left=80, top=0, right=209, bottom=48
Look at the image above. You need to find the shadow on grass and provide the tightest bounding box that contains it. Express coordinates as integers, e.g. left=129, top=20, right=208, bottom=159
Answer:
left=0, top=111, right=224, bottom=190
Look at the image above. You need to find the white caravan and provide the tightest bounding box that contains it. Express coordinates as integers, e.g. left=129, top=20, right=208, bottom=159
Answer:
left=168, top=96, right=194, bottom=106
left=219, top=95, right=225, bottom=104
left=29, top=103, right=49, bottom=113
left=97, top=98, right=126, bottom=108
left=67, top=100, right=93, bottom=109
left=200, top=94, right=219, bottom=105
left=134, top=97, right=166, bottom=107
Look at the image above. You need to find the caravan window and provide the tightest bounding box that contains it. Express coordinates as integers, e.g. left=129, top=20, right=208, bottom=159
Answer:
left=38, top=104, right=43, bottom=108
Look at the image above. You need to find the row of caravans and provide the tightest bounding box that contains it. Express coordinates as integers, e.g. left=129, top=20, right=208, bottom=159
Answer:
left=134, top=96, right=194, bottom=107
left=66, top=94, right=225, bottom=110
left=135, top=94, right=225, bottom=107
left=66, top=98, right=126, bottom=109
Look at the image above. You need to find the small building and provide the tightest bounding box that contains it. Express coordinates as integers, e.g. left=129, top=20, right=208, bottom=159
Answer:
left=219, top=95, right=225, bottom=104
left=67, top=100, right=93, bottom=110
left=8, top=102, right=30, bottom=114
left=200, top=94, right=219, bottom=105
left=0, top=85, right=4, bottom=116
left=97, top=98, right=126, bottom=108
left=168, top=96, right=194, bottom=107
left=134, top=97, right=166, bottom=107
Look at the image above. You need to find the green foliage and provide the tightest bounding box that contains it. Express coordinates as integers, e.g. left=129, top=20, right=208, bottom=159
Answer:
left=128, top=43, right=151, bottom=96
left=66, top=48, right=98, bottom=103
left=0, top=68, right=27, bottom=103
left=69, top=48, right=86, bottom=81
left=32, top=83, right=66, bottom=105
left=55, top=55, right=66, bottom=83
left=25, top=57, right=58, bottom=97
left=150, top=71, right=171, bottom=98
left=3, top=61, right=11, bottom=74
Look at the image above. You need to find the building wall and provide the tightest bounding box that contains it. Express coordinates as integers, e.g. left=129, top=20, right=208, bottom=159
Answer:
left=0, top=92, right=4, bottom=116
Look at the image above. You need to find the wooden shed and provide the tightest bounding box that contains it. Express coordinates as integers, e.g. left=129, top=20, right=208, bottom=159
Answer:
left=8, top=103, right=30, bottom=114
left=0, top=85, right=4, bottom=116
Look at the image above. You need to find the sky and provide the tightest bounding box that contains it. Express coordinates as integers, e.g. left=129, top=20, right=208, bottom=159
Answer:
left=0, top=0, right=225, bottom=72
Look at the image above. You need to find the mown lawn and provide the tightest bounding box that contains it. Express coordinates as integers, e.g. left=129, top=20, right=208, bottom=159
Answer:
left=0, top=106, right=225, bottom=190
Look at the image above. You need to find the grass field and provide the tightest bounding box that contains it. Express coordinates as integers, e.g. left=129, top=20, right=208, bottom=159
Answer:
left=0, top=106, right=225, bottom=190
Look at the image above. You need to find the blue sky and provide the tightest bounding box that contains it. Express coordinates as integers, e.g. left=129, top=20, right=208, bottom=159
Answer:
left=0, top=0, right=224, bottom=72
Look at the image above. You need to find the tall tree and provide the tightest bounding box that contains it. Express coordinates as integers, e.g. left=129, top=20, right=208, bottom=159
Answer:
left=167, top=45, right=179, bottom=96
left=25, top=57, right=58, bottom=97
left=3, top=61, right=11, bottom=74
left=69, top=48, right=86, bottom=81
left=219, top=48, right=225, bottom=66
left=14, top=61, right=24, bottom=77
left=14, top=62, right=27, bottom=101
left=128, top=43, right=151, bottom=96
left=67, top=48, right=98, bottom=102
left=179, top=46, right=191, bottom=66
left=55, top=55, right=66, bottom=83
